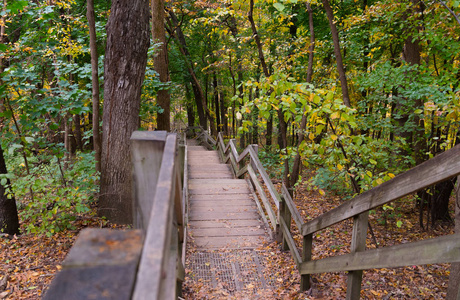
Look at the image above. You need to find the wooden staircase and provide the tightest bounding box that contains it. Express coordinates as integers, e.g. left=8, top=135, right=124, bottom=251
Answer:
left=187, top=143, right=267, bottom=249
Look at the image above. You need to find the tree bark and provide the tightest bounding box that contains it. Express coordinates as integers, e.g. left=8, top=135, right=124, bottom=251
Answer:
left=289, top=2, right=316, bottom=191
left=0, top=145, right=20, bottom=235
left=152, top=0, right=170, bottom=131
left=322, top=0, right=351, bottom=107
left=99, top=0, right=150, bottom=224
left=87, top=0, right=102, bottom=173
left=168, top=11, right=213, bottom=132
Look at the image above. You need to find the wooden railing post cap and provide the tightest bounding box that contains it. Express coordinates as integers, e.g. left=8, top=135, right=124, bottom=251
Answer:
left=131, top=131, right=168, bottom=141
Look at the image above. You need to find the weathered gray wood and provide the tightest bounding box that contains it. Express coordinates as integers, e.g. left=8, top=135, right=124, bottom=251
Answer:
left=248, top=147, right=281, bottom=207
left=131, top=132, right=167, bottom=229
left=247, top=178, right=274, bottom=240
left=189, top=194, right=251, bottom=201
left=190, top=205, right=257, bottom=213
left=281, top=184, right=304, bottom=229
left=279, top=217, right=301, bottom=266
left=346, top=212, right=369, bottom=300
left=191, top=227, right=266, bottom=237
left=133, top=134, right=181, bottom=300
left=190, top=198, right=255, bottom=205
left=188, top=219, right=263, bottom=228
left=301, top=234, right=313, bottom=291
left=248, top=165, right=278, bottom=231
left=193, top=235, right=266, bottom=249
left=43, top=229, right=143, bottom=300
left=302, top=144, right=460, bottom=236
left=189, top=211, right=260, bottom=220
left=300, top=233, right=460, bottom=275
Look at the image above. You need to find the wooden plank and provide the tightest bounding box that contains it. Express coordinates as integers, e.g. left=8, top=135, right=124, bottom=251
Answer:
left=43, top=229, right=143, bottom=300
left=190, top=227, right=266, bottom=237
left=189, top=194, right=251, bottom=201
left=299, top=234, right=460, bottom=275
left=248, top=147, right=281, bottom=207
left=248, top=165, right=278, bottom=231
left=190, top=205, right=257, bottom=213
left=302, top=144, right=460, bottom=236
left=189, top=219, right=263, bottom=228
left=282, top=184, right=304, bottom=229
left=190, top=199, right=255, bottom=206
left=301, top=234, right=313, bottom=291
left=193, top=235, right=267, bottom=249
left=189, top=178, right=248, bottom=185
left=279, top=217, right=301, bottom=266
left=346, top=212, right=369, bottom=300
left=188, top=211, right=260, bottom=221
left=63, top=229, right=143, bottom=267
left=189, top=187, right=251, bottom=194
left=247, top=178, right=274, bottom=240
left=189, top=173, right=234, bottom=179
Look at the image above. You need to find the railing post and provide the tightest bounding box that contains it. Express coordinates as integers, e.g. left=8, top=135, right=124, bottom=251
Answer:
left=131, top=131, right=168, bottom=230
left=301, top=233, right=313, bottom=291
left=346, top=211, right=369, bottom=300
left=278, top=195, right=292, bottom=251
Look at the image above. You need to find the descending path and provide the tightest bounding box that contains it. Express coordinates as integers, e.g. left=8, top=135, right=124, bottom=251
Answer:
left=186, top=140, right=273, bottom=294
left=187, top=142, right=267, bottom=249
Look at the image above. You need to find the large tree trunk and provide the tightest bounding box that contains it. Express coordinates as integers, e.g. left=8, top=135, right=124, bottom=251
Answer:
left=87, top=0, right=102, bottom=173
left=322, top=0, right=351, bottom=107
left=0, top=145, right=20, bottom=235
left=152, top=0, right=170, bottom=131
left=99, top=0, right=150, bottom=224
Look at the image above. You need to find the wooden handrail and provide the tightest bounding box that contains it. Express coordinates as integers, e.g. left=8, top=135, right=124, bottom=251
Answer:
left=212, top=129, right=460, bottom=299
left=132, top=132, right=186, bottom=300
left=44, top=131, right=187, bottom=300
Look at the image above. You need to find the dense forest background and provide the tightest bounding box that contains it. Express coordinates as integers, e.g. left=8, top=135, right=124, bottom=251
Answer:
left=0, top=0, right=459, bottom=234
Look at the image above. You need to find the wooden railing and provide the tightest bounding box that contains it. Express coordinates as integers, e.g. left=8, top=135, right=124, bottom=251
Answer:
left=44, top=131, right=187, bottom=300
left=212, top=130, right=460, bottom=300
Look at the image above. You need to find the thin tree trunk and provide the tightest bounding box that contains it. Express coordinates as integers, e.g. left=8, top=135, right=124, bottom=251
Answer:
left=152, top=0, right=170, bottom=131
left=322, top=0, right=351, bottom=107
left=87, top=0, right=101, bottom=173
left=0, top=146, right=20, bottom=235
left=289, top=2, right=316, bottom=191
left=99, top=0, right=150, bottom=224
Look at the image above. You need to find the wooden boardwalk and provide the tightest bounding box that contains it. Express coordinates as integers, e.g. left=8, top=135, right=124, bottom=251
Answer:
left=187, top=142, right=267, bottom=249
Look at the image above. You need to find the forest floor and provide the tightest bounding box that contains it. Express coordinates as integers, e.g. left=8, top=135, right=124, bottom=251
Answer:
left=0, top=207, right=126, bottom=300
left=182, top=180, right=455, bottom=299
left=0, top=180, right=454, bottom=299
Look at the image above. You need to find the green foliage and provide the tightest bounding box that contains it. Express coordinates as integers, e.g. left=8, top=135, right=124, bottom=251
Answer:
left=6, top=151, right=99, bottom=237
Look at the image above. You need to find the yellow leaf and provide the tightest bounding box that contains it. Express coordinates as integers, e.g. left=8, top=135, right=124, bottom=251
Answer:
left=309, top=133, right=315, bottom=140
left=388, top=173, right=395, bottom=178
left=330, top=134, right=337, bottom=141
left=319, top=189, right=325, bottom=196
left=337, top=164, right=343, bottom=171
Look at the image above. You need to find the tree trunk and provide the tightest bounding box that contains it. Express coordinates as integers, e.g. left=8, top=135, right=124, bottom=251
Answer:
left=0, top=145, right=20, bottom=235
left=168, top=11, right=210, bottom=131
left=322, top=0, right=351, bottom=107
left=152, top=0, right=170, bottom=131
left=99, top=0, right=150, bottom=224
left=87, top=0, right=102, bottom=173
left=289, top=2, right=316, bottom=191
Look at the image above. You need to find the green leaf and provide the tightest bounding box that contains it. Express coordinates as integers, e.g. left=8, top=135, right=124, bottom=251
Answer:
left=396, top=220, right=403, bottom=228
left=273, top=3, right=285, bottom=12
left=369, top=159, right=377, bottom=165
